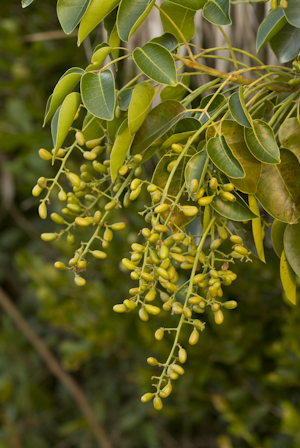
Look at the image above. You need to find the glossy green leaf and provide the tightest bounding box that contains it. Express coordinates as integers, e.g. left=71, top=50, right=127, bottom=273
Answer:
left=245, top=119, right=280, bottom=164
left=161, top=74, right=190, bottom=102
left=117, top=0, right=155, bottom=42
left=228, top=90, right=251, bottom=128
left=51, top=92, right=81, bottom=160
left=203, top=0, right=231, bottom=26
left=43, top=67, right=85, bottom=126
left=117, top=89, right=133, bottom=111
left=110, top=120, right=135, bottom=182
left=78, top=0, right=120, bottom=44
left=57, top=0, right=89, bottom=34
left=81, top=70, right=115, bottom=121
left=133, top=43, right=177, bottom=86
left=107, top=116, right=126, bottom=143
left=232, top=221, right=259, bottom=258
left=255, top=149, right=300, bottom=223
left=284, top=0, right=300, bottom=29
left=160, top=1, right=196, bottom=43
left=128, top=82, right=155, bottom=135
left=207, top=135, right=245, bottom=179
left=131, top=100, right=186, bottom=154
left=198, top=94, right=226, bottom=124
left=211, top=193, right=257, bottom=222
left=278, top=117, right=300, bottom=161
left=82, top=115, right=105, bottom=141
left=221, top=120, right=261, bottom=194
left=280, top=250, right=297, bottom=305
left=109, top=23, right=120, bottom=62
left=185, top=149, right=208, bottom=196
left=270, top=23, right=300, bottom=63
left=248, top=195, right=266, bottom=263
left=150, top=33, right=178, bottom=52
left=167, top=0, right=207, bottom=9
left=22, top=0, right=34, bottom=7
left=284, top=221, right=300, bottom=279
left=271, top=219, right=287, bottom=258
left=256, top=8, right=286, bottom=52
left=91, top=43, right=111, bottom=64
left=152, top=155, right=194, bottom=229
left=161, top=120, right=200, bottom=148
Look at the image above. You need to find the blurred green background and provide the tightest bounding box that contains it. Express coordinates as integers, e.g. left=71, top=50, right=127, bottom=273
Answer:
left=0, top=2, right=300, bottom=447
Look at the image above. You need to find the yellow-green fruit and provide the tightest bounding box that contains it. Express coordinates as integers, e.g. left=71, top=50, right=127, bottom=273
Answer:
left=38, top=203, right=47, bottom=220
left=234, top=245, right=248, bottom=255
left=93, top=211, right=101, bottom=223
left=178, top=348, right=187, bottom=364
left=157, top=267, right=169, bottom=280
left=111, top=222, right=126, bottom=230
left=155, top=224, right=168, bottom=233
left=183, top=307, right=192, bottom=319
left=220, top=191, right=236, bottom=202
left=160, top=383, right=172, bottom=398
left=67, top=203, right=82, bottom=213
left=214, top=309, right=224, bottom=324
left=75, top=131, right=85, bottom=146
left=152, top=192, right=162, bottom=204
left=190, top=179, right=198, bottom=194
left=123, top=191, right=131, bottom=208
left=53, top=148, right=66, bottom=158
left=145, top=289, right=156, bottom=302
left=209, top=177, right=218, bottom=190
left=140, top=272, right=154, bottom=282
left=222, top=183, right=234, bottom=191
left=139, top=308, right=149, bottom=321
left=104, top=228, right=113, bottom=242
left=167, top=160, right=176, bottom=172
left=91, top=250, right=107, bottom=259
left=224, top=300, right=238, bottom=309
left=91, top=145, right=104, bottom=155
left=54, top=261, right=67, bottom=270
left=171, top=143, right=182, bottom=153
left=83, top=151, right=97, bottom=161
left=130, top=186, right=141, bottom=201
left=154, top=203, right=169, bottom=213
left=93, top=161, right=107, bottom=174
left=218, top=227, right=228, bottom=240
left=58, top=190, right=67, bottom=201
left=105, top=200, right=116, bottom=211
left=122, top=258, right=136, bottom=270
left=194, top=187, right=205, bottom=201
left=198, top=196, right=213, bottom=206
left=210, top=239, right=222, bottom=250
left=148, top=233, right=159, bottom=243
left=77, top=260, right=87, bottom=269
left=123, top=299, right=136, bottom=310
left=39, top=148, right=52, bottom=160
left=145, top=304, right=161, bottom=315
left=211, top=303, right=220, bottom=312
left=155, top=328, right=164, bottom=341
left=171, top=253, right=186, bottom=263
left=153, top=396, right=163, bottom=411
left=75, top=217, right=91, bottom=226
left=172, top=305, right=183, bottom=314
left=230, top=235, right=242, bottom=244
left=193, top=305, right=205, bottom=314
left=51, top=213, right=64, bottom=224
left=141, top=393, right=153, bottom=403
left=32, top=184, right=43, bottom=197
left=181, top=206, right=199, bottom=217
left=160, top=292, right=170, bottom=302
left=147, top=357, right=158, bottom=366
left=119, top=164, right=129, bottom=176
left=159, top=245, right=169, bottom=260
left=142, top=228, right=151, bottom=238
left=189, top=329, right=199, bottom=345
left=130, top=178, right=141, bottom=191
left=113, top=304, right=127, bottom=313
left=209, top=286, right=218, bottom=298
left=170, top=372, right=179, bottom=380
left=271, top=0, right=278, bottom=10
left=189, top=296, right=201, bottom=305
left=147, top=183, right=157, bottom=193
left=68, top=173, right=81, bottom=187
left=150, top=250, right=159, bottom=264
left=86, top=138, right=104, bottom=149
left=231, top=250, right=243, bottom=259
left=74, top=276, right=86, bottom=287
left=193, top=274, right=206, bottom=284
left=171, top=364, right=184, bottom=375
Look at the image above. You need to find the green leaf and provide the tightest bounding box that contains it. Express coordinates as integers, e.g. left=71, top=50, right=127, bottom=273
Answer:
left=245, top=119, right=280, bottom=164
left=228, top=90, right=251, bottom=128
left=117, top=89, right=133, bottom=111
left=160, top=74, right=190, bottom=102
left=284, top=0, right=300, bottom=29
left=232, top=221, right=259, bottom=258
left=160, top=1, right=196, bottom=43
left=133, top=43, right=177, bottom=86
left=131, top=100, right=186, bottom=154
left=91, top=43, right=112, bottom=64
left=57, top=0, right=89, bottom=34
left=255, top=149, right=300, bottom=223
left=256, top=8, right=287, bottom=52
left=221, top=120, right=261, bottom=194
left=248, top=195, right=266, bottom=263
left=110, top=119, right=135, bottom=182
left=51, top=92, right=81, bottom=160
left=270, top=23, right=300, bottom=63
left=203, top=0, right=231, bottom=26
left=280, top=250, right=297, bottom=305
left=211, top=193, right=257, bottom=222
left=284, top=221, right=300, bottom=279
left=207, top=135, right=245, bottom=179
left=152, top=155, right=194, bottom=229
left=117, top=0, right=155, bottom=42
left=43, top=67, right=85, bottom=126
left=150, top=33, right=178, bottom=52
left=128, top=82, right=155, bottom=135
left=78, top=0, right=120, bottom=44
left=107, top=116, right=126, bottom=143
left=198, top=93, right=226, bottom=124
left=161, top=118, right=201, bottom=149
left=82, top=115, right=105, bottom=141
left=22, top=0, right=34, bottom=7
left=109, top=23, right=120, bottom=63
left=278, top=117, right=300, bottom=161
left=185, top=149, right=208, bottom=196
left=271, top=219, right=287, bottom=258
left=166, top=0, right=207, bottom=9
left=81, top=70, right=115, bottom=121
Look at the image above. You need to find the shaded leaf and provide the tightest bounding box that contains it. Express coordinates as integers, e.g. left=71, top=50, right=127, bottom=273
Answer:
left=232, top=221, right=259, bottom=258
left=270, top=23, right=300, bottom=63
left=81, top=70, right=115, bottom=121
left=185, top=149, right=208, bottom=196
left=271, top=219, right=287, bottom=258
left=128, top=82, right=155, bottom=135
left=256, top=8, right=286, bottom=52
left=82, top=115, right=105, bottom=141
left=160, top=1, right=196, bottom=43
left=22, top=0, right=34, bottom=7
left=107, top=116, right=126, bottom=142
left=78, top=0, right=120, bottom=44
left=207, top=135, right=245, bottom=179
left=44, top=67, right=85, bottom=125
left=57, top=0, right=89, bottom=34
left=117, top=89, right=133, bottom=111
left=150, top=33, right=178, bottom=52
left=245, top=119, right=280, bottom=164
left=167, top=0, right=207, bottom=9
left=203, top=0, right=231, bottom=26
left=117, top=0, right=155, bottom=42
left=280, top=250, right=297, bottom=305
left=255, top=149, right=300, bottom=223
left=284, top=0, right=300, bottom=29
left=110, top=119, right=135, bottom=182
left=211, top=193, right=257, bottom=221
left=161, top=74, right=190, bottom=102
left=284, top=221, right=300, bottom=278
left=133, top=43, right=177, bottom=86
left=228, top=89, right=251, bottom=128
left=278, top=117, right=300, bottom=162
left=198, top=93, right=226, bottom=124
left=248, top=195, right=266, bottom=263
left=131, top=100, right=186, bottom=154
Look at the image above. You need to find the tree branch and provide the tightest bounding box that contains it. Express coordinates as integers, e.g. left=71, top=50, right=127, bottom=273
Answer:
left=0, top=287, right=113, bottom=448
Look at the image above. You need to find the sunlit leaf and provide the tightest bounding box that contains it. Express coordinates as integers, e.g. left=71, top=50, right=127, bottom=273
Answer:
left=280, top=250, right=297, bottom=305
left=271, top=219, right=287, bottom=258
left=160, top=1, right=196, bottom=43
left=110, top=119, right=135, bottom=182
left=78, top=0, right=120, bottom=44
left=81, top=70, right=115, bottom=121
left=128, top=82, right=155, bottom=135
left=133, top=43, right=177, bottom=85
left=248, top=195, right=266, bottom=263
left=117, top=0, right=155, bottom=42
left=57, top=0, right=89, bottom=34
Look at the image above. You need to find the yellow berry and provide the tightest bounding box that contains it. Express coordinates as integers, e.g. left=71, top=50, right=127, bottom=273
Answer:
left=154, top=203, right=169, bottom=214
left=160, top=383, right=172, bottom=398
left=141, top=393, right=153, bottom=403
left=224, top=300, right=238, bottom=309
left=181, top=206, right=199, bottom=217
left=32, top=184, right=43, bottom=197
left=178, top=348, right=187, bottom=364
left=75, top=131, right=85, bottom=146
left=153, top=396, right=163, bottom=410
left=111, top=222, right=126, bottom=230
left=38, top=203, right=47, bottom=219
left=155, top=328, right=164, bottom=341
left=39, top=148, right=52, bottom=160
left=147, top=357, right=158, bottom=366
left=144, top=304, right=161, bottom=315
left=75, top=217, right=91, bottom=226
left=74, top=276, right=86, bottom=287
left=54, top=261, right=67, bottom=270
left=189, top=329, right=199, bottom=345
left=105, top=200, right=116, bottom=211
left=214, top=309, right=224, bottom=325
left=113, top=304, right=127, bottom=313
left=198, top=196, right=213, bottom=206
left=91, top=250, right=107, bottom=259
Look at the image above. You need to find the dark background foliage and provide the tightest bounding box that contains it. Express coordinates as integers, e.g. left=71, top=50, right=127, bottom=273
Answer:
left=0, top=1, right=299, bottom=447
